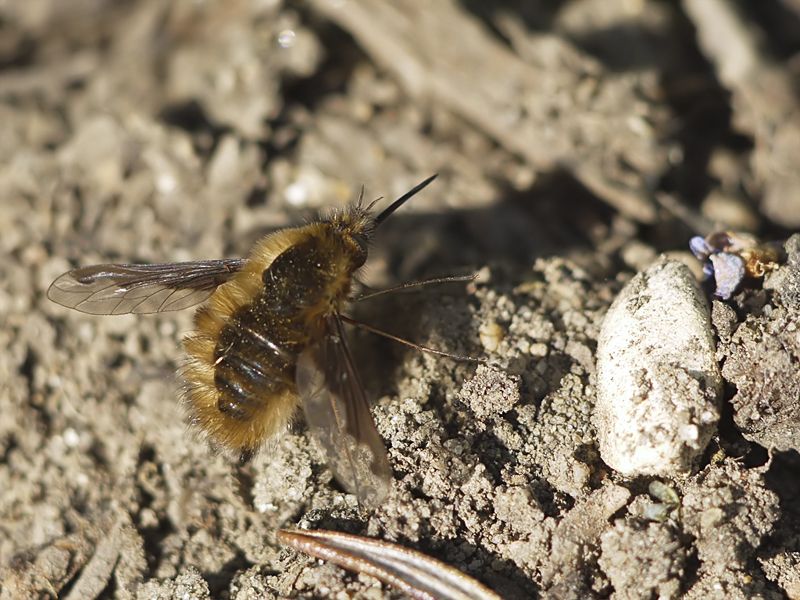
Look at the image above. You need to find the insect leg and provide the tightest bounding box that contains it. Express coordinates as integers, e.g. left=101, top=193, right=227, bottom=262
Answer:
left=354, top=274, right=477, bottom=302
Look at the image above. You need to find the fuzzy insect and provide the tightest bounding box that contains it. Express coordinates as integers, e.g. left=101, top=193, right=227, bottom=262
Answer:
left=48, top=175, right=442, bottom=507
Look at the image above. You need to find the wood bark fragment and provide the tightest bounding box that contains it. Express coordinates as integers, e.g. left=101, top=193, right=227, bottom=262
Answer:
left=683, top=0, right=800, bottom=227
left=310, top=0, right=667, bottom=223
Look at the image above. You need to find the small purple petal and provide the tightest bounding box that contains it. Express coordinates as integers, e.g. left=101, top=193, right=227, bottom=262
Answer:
left=710, top=253, right=745, bottom=299
left=702, top=262, right=715, bottom=280
left=690, top=236, right=713, bottom=260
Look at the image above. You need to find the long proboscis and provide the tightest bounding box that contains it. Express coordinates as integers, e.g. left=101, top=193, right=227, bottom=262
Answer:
left=373, top=174, right=438, bottom=228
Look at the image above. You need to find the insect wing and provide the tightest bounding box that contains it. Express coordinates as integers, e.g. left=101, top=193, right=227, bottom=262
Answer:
left=295, top=315, right=392, bottom=508
left=47, top=258, right=246, bottom=315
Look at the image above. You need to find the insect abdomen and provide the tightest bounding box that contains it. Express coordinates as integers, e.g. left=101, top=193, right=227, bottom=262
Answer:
left=213, top=300, right=306, bottom=421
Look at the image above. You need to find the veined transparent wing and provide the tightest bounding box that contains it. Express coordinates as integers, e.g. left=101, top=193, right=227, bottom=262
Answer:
left=296, top=314, right=392, bottom=508
left=47, top=258, right=246, bottom=315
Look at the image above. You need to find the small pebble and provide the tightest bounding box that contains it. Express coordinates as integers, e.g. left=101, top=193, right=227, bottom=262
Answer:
left=478, top=321, right=504, bottom=353
left=594, top=260, right=722, bottom=476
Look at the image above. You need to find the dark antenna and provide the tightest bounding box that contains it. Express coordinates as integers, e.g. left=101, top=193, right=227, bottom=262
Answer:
left=339, top=314, right=483, bottom=363
left=373, top=174, right=438, bottom=228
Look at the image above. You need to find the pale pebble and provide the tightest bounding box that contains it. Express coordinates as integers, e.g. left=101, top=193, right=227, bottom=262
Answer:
left=594, top=260, right=722, bottom=476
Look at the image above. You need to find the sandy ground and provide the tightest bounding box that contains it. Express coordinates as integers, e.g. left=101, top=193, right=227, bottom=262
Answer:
left=1, top=1, right=799, bottom=598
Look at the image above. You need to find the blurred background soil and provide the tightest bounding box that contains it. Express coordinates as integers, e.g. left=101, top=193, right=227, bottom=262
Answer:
left=1, top=1, right=799, bottom=598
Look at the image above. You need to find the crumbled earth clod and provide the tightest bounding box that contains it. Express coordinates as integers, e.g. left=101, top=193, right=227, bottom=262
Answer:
left=681, top=459, right=780, bottom=597
left=599, top=519, right=686, bottom=600
left=715, top=235, right=800, bottom=452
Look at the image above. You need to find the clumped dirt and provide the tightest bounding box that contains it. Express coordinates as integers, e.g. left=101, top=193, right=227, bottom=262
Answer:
left=1, top=1, right=799, bottom=598
left=716, top=235, right=800, bottom=454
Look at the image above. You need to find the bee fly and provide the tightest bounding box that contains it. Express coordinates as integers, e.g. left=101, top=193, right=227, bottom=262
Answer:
left=48, top=175, right=471, bottom=507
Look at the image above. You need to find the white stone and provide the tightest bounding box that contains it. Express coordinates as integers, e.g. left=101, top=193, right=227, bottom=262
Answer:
left=594, top=260, right=722, bottom=476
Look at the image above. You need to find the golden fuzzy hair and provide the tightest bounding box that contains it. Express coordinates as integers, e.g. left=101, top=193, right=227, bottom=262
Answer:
left=181, top=221, right=363, bottom=456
